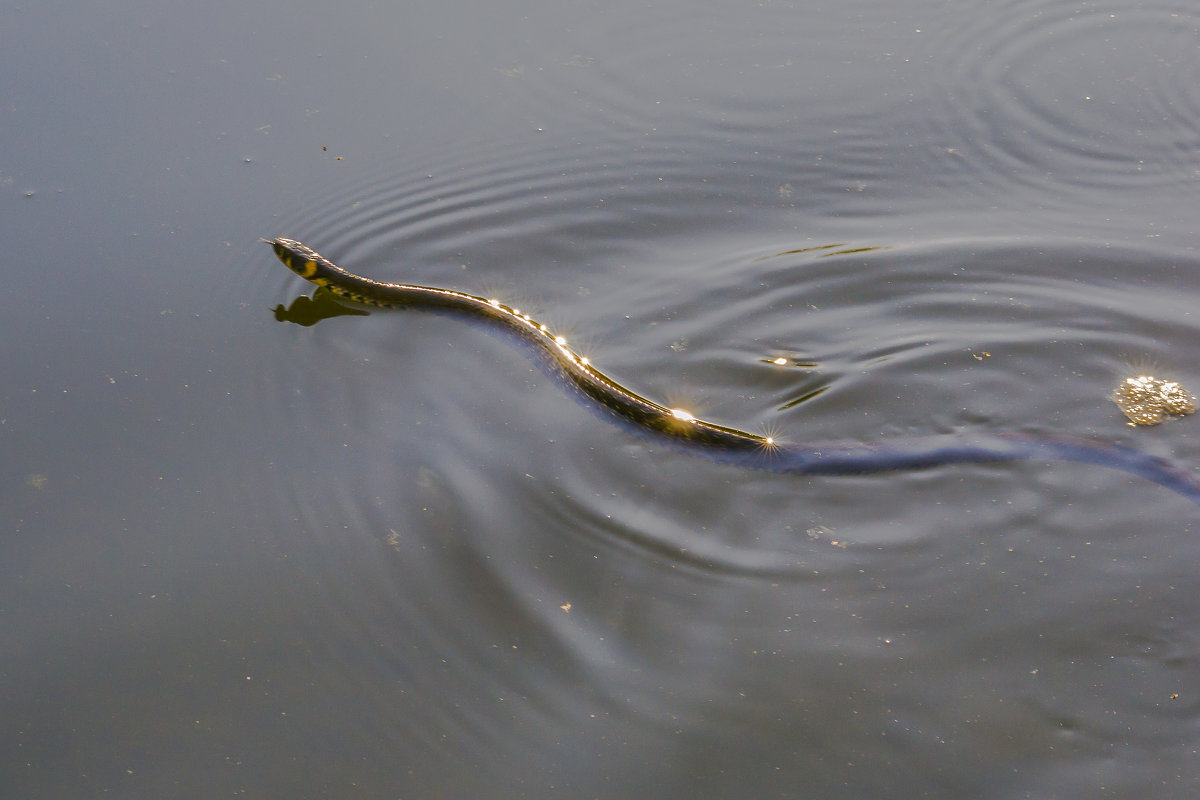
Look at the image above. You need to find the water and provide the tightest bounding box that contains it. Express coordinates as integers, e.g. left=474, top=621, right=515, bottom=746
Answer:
left=4, top=0, right=1200, bottom=797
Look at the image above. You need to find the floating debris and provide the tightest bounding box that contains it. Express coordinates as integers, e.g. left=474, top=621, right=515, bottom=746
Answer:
left=1112, top=375, right=1196, bottom=426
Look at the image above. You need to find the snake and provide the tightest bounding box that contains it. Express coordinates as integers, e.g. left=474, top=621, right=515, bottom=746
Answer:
left=269, top=237, right=1200, bottom=507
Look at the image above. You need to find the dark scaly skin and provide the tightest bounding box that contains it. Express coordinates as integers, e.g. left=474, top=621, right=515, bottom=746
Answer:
left=269, top=238, right=1200, bottom=506
left=271, top=238, right=763, bottom=451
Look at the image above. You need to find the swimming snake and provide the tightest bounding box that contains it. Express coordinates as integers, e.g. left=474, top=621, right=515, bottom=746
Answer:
left=269, top=237, right=1200, bottom=506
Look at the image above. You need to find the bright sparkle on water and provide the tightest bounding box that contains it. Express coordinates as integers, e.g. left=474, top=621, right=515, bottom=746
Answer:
left=1112, top=375, right=1197, bottom=426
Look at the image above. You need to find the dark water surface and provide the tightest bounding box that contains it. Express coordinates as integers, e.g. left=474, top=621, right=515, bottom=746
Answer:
left=5, top=0, right=1200, bottom=797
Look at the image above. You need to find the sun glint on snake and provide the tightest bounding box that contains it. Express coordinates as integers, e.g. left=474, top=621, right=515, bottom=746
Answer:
left=269, top=237, right=1200, bottom=507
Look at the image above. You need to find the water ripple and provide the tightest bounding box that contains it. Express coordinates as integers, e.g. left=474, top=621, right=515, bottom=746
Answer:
left=250, top=128, right=1200, bottom=784
left=930, top=0, right=1200, bottom=196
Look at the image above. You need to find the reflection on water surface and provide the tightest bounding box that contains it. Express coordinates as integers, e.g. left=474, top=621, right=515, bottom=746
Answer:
left=4, top=0, right=1200, bottom=797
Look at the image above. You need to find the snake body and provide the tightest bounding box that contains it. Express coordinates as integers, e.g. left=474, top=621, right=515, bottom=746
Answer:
left=270, top=237, right=1200, bottom=506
